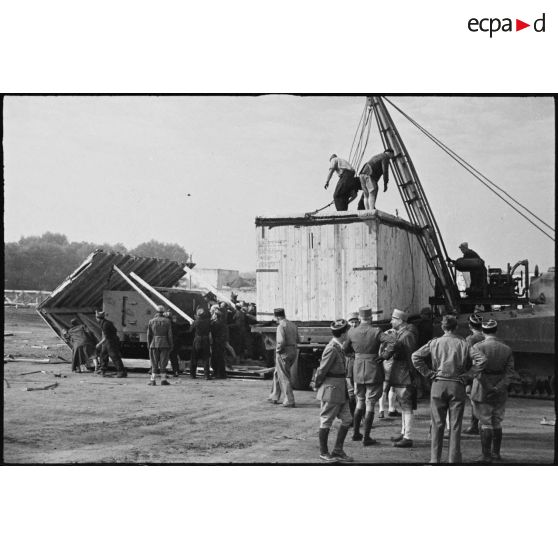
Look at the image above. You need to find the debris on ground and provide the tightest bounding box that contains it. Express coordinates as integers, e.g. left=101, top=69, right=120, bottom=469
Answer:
left=540, top=417, right=555, bottom=426
left=23, top=382, right=59, bottom=392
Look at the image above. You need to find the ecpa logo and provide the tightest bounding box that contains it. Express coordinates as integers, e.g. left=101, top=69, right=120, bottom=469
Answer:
left=468, top=12, right=546, bottom=37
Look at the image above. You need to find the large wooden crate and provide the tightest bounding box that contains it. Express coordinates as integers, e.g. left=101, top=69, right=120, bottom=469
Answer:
left=255, top=210, right=434, bottom=322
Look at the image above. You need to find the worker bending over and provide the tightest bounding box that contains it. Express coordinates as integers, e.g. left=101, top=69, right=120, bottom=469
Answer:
left=358, top=148, right=395, bottom=210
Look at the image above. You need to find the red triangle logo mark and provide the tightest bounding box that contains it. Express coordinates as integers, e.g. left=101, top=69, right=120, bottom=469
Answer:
left=516, top=19, right=530, bottom=31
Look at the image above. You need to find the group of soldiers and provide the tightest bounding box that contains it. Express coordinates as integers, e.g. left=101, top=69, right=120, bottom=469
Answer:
left=269, top=305, right=517, bottom=464
left=64, top=296, right=263, bottom=384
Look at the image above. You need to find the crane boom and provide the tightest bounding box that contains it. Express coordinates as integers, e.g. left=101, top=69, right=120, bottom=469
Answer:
left=368, top=96, right=460, bottom=311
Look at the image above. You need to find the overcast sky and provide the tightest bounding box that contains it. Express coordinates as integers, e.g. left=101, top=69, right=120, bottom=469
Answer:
left=3, top=95, right=555, bottom=273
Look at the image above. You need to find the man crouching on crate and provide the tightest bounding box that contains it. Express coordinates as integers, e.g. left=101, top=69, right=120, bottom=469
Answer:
left=311, top=319, right=354, bottom=463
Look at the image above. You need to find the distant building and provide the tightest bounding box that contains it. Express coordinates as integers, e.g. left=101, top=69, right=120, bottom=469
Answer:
left=179, top=268, right=256, bottom=304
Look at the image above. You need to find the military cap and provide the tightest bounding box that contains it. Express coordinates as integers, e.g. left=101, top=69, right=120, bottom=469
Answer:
left=330, top=319, right=349, bottom=333
left=329, top=153, right=338, bottom=161
left=441, top=314, right=458, bottom=330
left=468, top=313, right=483, bottom=328
left=358, top=306, right=372, bottom=320
left=482, top=319, right=498, bottom=333
left=274, top=308, right=286, bottom=317
left=156, top=305, right=165, bottom=313
left=347, top=311, right=359, bottom=321
left=391, top=308, right=408, bottom=321
left=459, top=242, right=469, bottom=250
left=95, top=310, right=105, bottom=319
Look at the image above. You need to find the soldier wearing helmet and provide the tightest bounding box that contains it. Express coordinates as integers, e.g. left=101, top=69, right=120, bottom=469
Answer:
left=147, top=305, right=173, bottom=386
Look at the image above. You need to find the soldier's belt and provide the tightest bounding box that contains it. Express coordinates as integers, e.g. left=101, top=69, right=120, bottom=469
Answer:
left=355, top=353, right=377, bottom=358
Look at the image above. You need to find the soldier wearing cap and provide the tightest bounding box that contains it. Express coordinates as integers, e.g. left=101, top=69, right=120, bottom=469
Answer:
left=312, top=319, right=354, bottom=462
left=344, top=305, right=387, bottom=446
left=95, top=310, right=126, bottom=378
left=463, top=313, right=485, bottom=435
left=412, top=314, right=486, bottom=464
left=267, top=308, right=299, bottom=407
left=190, top=307, right=212, bottom=380
left=147, top=305, right=173, bottom=386
left=380, top=309, right=418, bottom=448
left=344, top=311, right=360, bottom=417
left=470, top=319, right=517, bottom=463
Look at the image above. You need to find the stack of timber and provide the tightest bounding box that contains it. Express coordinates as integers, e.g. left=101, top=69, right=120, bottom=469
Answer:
left=255, top=209, right=434, bottom=322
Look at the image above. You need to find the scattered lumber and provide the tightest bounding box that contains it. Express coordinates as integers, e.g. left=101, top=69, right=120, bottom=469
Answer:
left=23, top=382, right=59, bottom=392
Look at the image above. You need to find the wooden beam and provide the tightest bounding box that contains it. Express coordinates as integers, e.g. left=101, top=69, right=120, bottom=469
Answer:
left=113, top=265, right=159, bottom=310
left=129, top=272, right=194, bottom=325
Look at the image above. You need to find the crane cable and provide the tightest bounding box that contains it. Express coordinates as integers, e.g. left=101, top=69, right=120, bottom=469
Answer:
left=383, top=97, right=555, bottom=242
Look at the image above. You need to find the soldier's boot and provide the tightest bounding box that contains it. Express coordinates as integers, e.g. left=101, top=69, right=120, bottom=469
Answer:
left=348, top=395, right=356, bottom=419
left=352, top=408, right=364, bottom=441
left=464, top=415, right=480, bottom=435
left=331, top=425, right=353, bottom=462
left=478, top=428, right=493, bottom=463
left=362, top=412, right=377, bottom=446
left=492, top=428, right=503, bottom=461
left=319, top=428, right=336, bottom=462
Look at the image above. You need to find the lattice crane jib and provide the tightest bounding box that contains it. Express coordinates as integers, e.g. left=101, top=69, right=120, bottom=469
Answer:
left=368, top=96, right=460, bottom=312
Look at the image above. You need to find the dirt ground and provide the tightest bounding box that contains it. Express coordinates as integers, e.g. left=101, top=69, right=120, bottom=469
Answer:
left=3, top=307, right=556, bottom=464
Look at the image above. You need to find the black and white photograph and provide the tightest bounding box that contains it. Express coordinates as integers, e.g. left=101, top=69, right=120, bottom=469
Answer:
left=3, top=94, right=555, bottom=465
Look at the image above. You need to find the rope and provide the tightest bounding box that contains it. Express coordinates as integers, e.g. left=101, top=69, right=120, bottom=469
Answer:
left=383, top=97, right=555, bottom=242
left=305, top=200, right=334, bottom=218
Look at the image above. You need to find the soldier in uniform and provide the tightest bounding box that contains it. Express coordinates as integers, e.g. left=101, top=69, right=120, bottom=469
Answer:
left=344, top=311, right=360, bottom=417
left=267, top=308, right=299, bottom=407
left=210, top=307, right=227, bottom=379
left=147, top=305, right=173, bottom=386
left=95, top=310, right=126, bottom=378
left=190, top=307, right=212, bottom=380
left=65, top=318, right=97, bottom=372
left=381, top=309, right=418, bottom=448
left=344, top=306, right=387, bottom=446
left=463, top=313, right=484, bottom=435
left=378, top=327, right=399, bottom=419
left=470, top=319, right=517, bottom=463
left=412, top=315, right=486, bottom=464
left=312, top=319, right=354, bottom=462
left=164, top=311, right=189, bottom=377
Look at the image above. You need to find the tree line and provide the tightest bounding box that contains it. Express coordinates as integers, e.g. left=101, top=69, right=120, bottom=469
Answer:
left=4, top=232, right=191, bottom=290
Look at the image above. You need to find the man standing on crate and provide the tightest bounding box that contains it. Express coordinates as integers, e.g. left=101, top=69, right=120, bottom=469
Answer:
left=95, top=310, right=126, bottom=378
left=470, top=319, right=517, bottom=463
left=412, top=315, right=486, bottom=464
left=324, top=154, right=360, bottom=211
left=344, top=306, right=387, bottom=446
left=267, top=308, right=299, bottom=407
left=312, top=319, right=354, bottom=462
left=147, top=305, right=173, bottom=386
left=358, top=148, right=395, bottom=210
